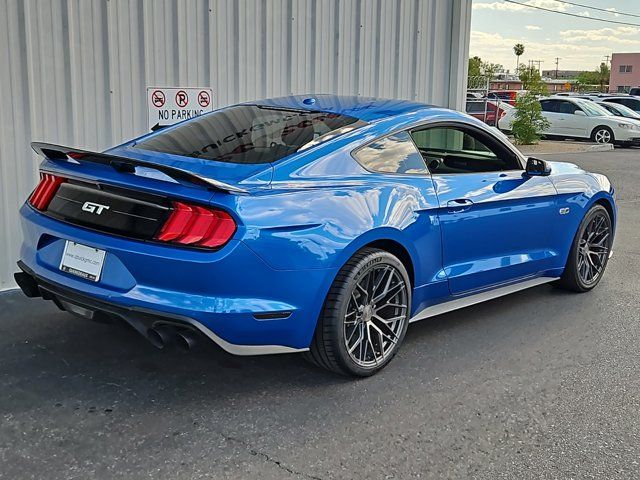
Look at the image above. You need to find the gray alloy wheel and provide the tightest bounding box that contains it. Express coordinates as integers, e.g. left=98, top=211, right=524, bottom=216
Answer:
left=305, top=248, right=411, bottom=376
left=592, top=126, right=614, bottom=144
left=576, top=210, right=612, bottom=287
left=557, top=204, right=612, bottom=292
left=343, top=263, right=409, bottom=368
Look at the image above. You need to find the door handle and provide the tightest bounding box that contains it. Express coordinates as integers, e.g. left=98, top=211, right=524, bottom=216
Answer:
left=446, top=199, right=474, bottom=212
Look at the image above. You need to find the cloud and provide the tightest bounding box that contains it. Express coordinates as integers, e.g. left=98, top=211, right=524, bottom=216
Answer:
left=472, top=0, right=568, bottom=12
left=469, top=30, right=627, bottom=70
left=525, top=25, right=542, bottom=30
left=559, top=26, right=640, bottom=44
left=606, top=7, right=620, bottom=18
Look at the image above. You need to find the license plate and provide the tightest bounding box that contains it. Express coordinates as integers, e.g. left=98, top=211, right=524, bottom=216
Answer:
left=59, top=241, right=106, bottom=282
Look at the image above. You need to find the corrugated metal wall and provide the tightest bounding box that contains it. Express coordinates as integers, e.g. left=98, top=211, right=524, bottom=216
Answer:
left=0, top=0, right=471, bottom=289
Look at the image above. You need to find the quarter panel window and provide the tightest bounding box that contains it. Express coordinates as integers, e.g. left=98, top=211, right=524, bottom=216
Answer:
left=353, top=131, right=429, bottom=174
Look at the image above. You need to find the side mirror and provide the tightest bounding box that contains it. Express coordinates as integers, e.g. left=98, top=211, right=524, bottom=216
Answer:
left=575, top=110, right=586, bottom=116
left=525, top=157, right=551, bottom=176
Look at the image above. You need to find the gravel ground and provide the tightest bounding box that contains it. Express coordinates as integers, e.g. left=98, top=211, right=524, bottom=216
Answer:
left=1, top=150, right=639, bottom=480
left=514, top=140, right=614, bottom=156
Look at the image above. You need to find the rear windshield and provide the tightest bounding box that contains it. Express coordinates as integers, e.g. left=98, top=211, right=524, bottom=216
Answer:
left=134, top=104, right=365, bottom=164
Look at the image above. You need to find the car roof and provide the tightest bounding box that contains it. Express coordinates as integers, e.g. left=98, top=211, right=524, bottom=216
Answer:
left=544, top=96, right=581, bottom=102
left=250, top=94, right=434, bottom=122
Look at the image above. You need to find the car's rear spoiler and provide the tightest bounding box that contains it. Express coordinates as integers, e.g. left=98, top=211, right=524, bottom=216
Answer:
left=31, top=142, right=248, bottom=194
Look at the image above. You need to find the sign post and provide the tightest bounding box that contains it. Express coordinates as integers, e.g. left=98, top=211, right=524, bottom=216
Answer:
left=147, top=87, right=214, bottom=131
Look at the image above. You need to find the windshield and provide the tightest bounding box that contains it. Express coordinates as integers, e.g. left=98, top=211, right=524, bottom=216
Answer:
left=575, top=100, right=611, bottom=117
left=134, top=105, right=365, bottom=164
left=600, top=102, right=640, bottom=119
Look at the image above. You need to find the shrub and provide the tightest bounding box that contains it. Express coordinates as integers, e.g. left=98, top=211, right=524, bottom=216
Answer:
left=511, top=92, right=550, bottom=145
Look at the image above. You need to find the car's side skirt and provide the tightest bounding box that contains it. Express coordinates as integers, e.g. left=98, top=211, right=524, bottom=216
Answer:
left=410, top=276, right=559, bottom=323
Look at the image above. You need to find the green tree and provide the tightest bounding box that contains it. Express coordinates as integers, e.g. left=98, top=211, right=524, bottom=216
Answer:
left=596, top=62, right=610, bottom=91
left=511, top=92, right=550, bottom=145
left=481, top=62, right=503, bottom=79
left=513, top=43, right=525, bottom=73
left=468, top=56, right=483, bottom=77
left=577, top=70, right=599, bottom=87
left=577, top=63, right=611, bottom=92
left=518, top=65, right=547, bottom=95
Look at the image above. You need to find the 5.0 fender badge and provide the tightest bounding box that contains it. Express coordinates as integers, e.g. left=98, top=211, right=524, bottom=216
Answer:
left=559, top=207, right=570, bottom=215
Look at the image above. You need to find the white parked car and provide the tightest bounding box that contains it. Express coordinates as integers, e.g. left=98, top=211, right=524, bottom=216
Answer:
left=600, top=96, right=640, bottom=114
left=596, top=101, right=640, bottom=124
left=499, top=96, right=640, bottom=146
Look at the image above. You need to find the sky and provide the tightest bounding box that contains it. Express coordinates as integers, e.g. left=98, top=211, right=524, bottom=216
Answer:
left=470, top=0, right=640, bottom=73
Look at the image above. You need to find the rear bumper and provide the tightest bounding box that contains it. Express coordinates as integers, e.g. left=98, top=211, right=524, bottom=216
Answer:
left=17, top=204, right=337, bottom=352
left=15, top=262, right=306, bottom=355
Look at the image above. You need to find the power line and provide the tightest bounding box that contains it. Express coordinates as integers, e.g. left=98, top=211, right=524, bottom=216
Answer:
left=503, top=0, right=640, bottom=27
left=548, top=0, right=640, bottom=19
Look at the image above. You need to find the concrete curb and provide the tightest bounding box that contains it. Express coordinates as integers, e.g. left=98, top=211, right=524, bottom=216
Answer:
left=586, top=144, right=614, bottom=152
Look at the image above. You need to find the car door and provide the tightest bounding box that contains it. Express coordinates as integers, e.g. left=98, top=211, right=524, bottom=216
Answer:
left=409, top=123, right=559, bottom=295
left=539, top=99, right=564, bottom=135
left=556, top=100, right=591, bottom=138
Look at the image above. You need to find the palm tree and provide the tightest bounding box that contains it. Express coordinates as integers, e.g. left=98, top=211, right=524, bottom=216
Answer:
left=513, top=44, right=525, bottom=74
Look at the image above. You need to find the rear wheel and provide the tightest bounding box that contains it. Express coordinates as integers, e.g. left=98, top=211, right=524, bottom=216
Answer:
left=557, top=204, right=612, bottom=292
left=305, top=248, right=411, bottom=376
left=592, top=126, right=614, bottom=144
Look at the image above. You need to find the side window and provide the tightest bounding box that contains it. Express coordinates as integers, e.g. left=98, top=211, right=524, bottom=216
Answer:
left=540, top=100, right=558, bottom=112
left=557, top=101, right=579, bottom=114
left=353, top=131, right=429, bottom=175
left=603, top=104, right=621, bottom=116
left=409, top=126, right=521, bottom=174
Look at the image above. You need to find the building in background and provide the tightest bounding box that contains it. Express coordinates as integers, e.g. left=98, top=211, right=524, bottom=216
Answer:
left=541, top=69, right=585, bottom=80
left=609, top=53, right=640, bottom=93
left=0, top=0, right=472, bottom=289
left=488, top=78, right=574, bottom=93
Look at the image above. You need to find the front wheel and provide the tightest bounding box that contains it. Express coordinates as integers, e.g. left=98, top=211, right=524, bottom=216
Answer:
left=305, top=248, right=411, bottom=376
left=592, top=126, right=614, bottom=144
left=557, top=204, right=612, bottom=292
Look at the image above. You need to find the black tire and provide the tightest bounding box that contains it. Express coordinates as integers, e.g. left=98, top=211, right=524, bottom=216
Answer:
left=556, top=204, right=612, bottom=293
left=304, top=248, right=411, bottom=377
left=591, top=126, right=614, bottom=145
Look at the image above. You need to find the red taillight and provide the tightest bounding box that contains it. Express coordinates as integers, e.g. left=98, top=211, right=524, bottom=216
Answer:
left=29, top=173, right=65, bottom=210
left=500, top=110, right=507, bottom=119
left=156, top=201, right=236, bottom=249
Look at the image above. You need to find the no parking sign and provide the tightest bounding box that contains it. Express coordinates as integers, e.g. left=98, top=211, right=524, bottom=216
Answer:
left=147, top=87, right=214, bottom=130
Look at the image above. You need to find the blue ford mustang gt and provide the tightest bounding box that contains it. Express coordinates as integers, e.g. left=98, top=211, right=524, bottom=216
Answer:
left=15, top=95, right=616, bottom=376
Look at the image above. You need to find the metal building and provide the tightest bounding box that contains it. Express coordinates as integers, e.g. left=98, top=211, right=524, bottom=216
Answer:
left=0, top=0, right=472, bottom=289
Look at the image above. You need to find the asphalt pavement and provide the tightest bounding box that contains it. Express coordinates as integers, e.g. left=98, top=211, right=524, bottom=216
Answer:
left=1, top=149, right=639, bottom=479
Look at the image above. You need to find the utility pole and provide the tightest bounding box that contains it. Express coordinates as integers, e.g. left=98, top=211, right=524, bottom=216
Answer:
left=604, top=54, right=611, bottom=65
left=554, top=57, right=561, bottom=79
left=531, top=60, right=543, bottom=72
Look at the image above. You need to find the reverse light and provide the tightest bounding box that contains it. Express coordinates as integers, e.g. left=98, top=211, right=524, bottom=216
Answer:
left=29, top=173, right=65, bottom=210
left=156, top=201, right=236, bottom=249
